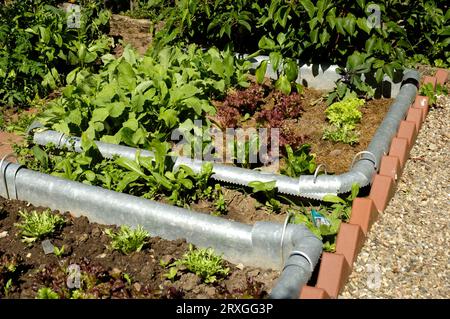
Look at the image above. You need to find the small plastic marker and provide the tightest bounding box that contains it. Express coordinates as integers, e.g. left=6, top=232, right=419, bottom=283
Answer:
left=41, top=239, right=55, bottom=255
left=311, top=209, right=331, bottom=227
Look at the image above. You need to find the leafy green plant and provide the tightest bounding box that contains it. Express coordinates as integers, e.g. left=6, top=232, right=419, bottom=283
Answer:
left=249, top=180, right=281, bottom=213
left=0, top=0, right=111, bottom=107
left=322, top=183, right=360, bottom=221
left=0, top=253, right=23, bottom=297
left=38, top=45, right=250, bottom=145
left=164, top=266, right=179, bottom=282
left=323, top=126, right=360, bottom=145
left=212, top=184, right=227, bottom=216
left=16, top=137, right=225, bottom=213
left=53, top=245, right=66, bottom=258
left=15, top=209, right=65, bottom=244
left=281, top=144, right=316, bottom=177
left=291, top=207, right=341, bottom=252
left=327, top=52, right=377, bottom=104
left=323, top=97, right=364, bottom=145
left=152, top=0, right=448, bottom=104
left=173, top=245, right=230, bottom=284
left=256, top=34, right=301, bottom=95
left=105, top=225, right=150, bottom=255
left=290, top=183, right=360, bottom=252
left=419, top=83, right=448, bottom=106
left=4, top=278, right=13, bottom=297
left=36, top=287, right=60, bottom=299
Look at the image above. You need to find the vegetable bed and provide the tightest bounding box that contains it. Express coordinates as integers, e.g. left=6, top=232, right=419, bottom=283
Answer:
left=0, top=197, right=277, bottom=299
left=2, top=0, right=447, bottom=300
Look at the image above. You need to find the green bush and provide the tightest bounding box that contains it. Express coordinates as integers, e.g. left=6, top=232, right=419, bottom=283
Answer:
left=152, top=0, right=449, bottom=100
left=0, top=0, right=111, bottom=107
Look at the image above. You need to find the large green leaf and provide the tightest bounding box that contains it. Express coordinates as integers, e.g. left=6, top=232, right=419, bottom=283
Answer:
left=284, top=59, right=299, bottom=82
left=258, top=36, right=276, bottom=50
left=108, top=102, right=126, bottom=118
left=159, top=108, right=179, bottom=128
left=256, top=60, right=268, bottom=84
left=115, top=157, right=145, bottom=177
left=322, top=194, right=346, bottom=204
left=117, top=60, right=136, bottom=90
left=300, top=0, right=316, bottom=19
left=116, top=172, right=141, bottom=192
left=91, top=108, right=109, bottom=122
left=269, top=51, right=282, bottom=73
left=275, top=75, right=291, bottom=95
left=169, top=84, right=200, bottom=103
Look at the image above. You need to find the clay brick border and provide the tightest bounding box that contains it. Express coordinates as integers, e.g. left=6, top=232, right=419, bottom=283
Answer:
left=299, top=69, right=448, bottom=299
left=435, top=69, right=449, bottom=86
left=388, top=137, right=410, bottom=168
left=423, top=75, right=437, bottom=89
left=335, top=223, right=365, bottom=267
left=315, top=253, right=351, bottom=298
left=349, top=198, right=378, bottom=236
left=299, top=286, right=330, bottom=299
left=379, top=155, right=401, bottom=181
left=397, top=120, right=418, bottom=150
left=413, top=95, right=430, bottom=118
left=406, top=107, right=424, bottom=131
left=368, top=174, right=396, bottom=213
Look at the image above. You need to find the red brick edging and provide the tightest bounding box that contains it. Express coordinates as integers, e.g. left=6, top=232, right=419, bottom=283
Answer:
left=300, top=68, right=449, bottom=299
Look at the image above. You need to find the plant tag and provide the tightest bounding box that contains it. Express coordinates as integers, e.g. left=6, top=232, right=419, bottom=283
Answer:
left=64, top=3, right=81, bottom=29
left=311, top=209, right=331, bottom=227
left=41, top=239, right=55, bottom=255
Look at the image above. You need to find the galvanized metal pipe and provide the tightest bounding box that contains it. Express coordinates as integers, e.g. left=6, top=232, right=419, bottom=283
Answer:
left=0, top=161, right=322, bottom=298
left=31, top=70, right=419, bottom=200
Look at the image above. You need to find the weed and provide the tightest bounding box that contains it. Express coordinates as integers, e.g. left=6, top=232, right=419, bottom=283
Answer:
left=164, top=267, right=179, bottom=282
left=323, top=183, right=360, bottom=221
left=419, top=83, right=448, bottom=106
left=4, top=278, right=13, bottom=297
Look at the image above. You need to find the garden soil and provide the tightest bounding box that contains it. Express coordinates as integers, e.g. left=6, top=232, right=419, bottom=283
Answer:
left=0, top=197, right=278, bottom=299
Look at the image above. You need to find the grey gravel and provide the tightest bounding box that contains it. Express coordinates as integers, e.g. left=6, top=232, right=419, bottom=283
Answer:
left=340, top=94, right=450, bottom=299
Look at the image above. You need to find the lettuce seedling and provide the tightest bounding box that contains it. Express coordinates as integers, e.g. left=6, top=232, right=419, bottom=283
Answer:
left=15, top=210, right=65, bottom=244
left=105, top=225, right=150, bottom=255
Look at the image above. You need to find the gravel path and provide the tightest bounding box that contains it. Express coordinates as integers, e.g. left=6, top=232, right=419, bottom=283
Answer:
left=340, top=94, right=450, bottom=299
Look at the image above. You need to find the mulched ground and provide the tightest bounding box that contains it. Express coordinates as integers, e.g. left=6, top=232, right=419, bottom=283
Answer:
left=0, top=197, right=278, bottom=299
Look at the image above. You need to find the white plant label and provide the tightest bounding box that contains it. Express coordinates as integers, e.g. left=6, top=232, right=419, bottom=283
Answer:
left=66, top=4, right=81, bottom=29
left=67, top=263, right=81, bottom=289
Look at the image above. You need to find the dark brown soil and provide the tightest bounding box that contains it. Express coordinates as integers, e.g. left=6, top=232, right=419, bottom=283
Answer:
left=0, top=197, right=278, bottom=299
left=191, top=188, right=286, bottom=225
